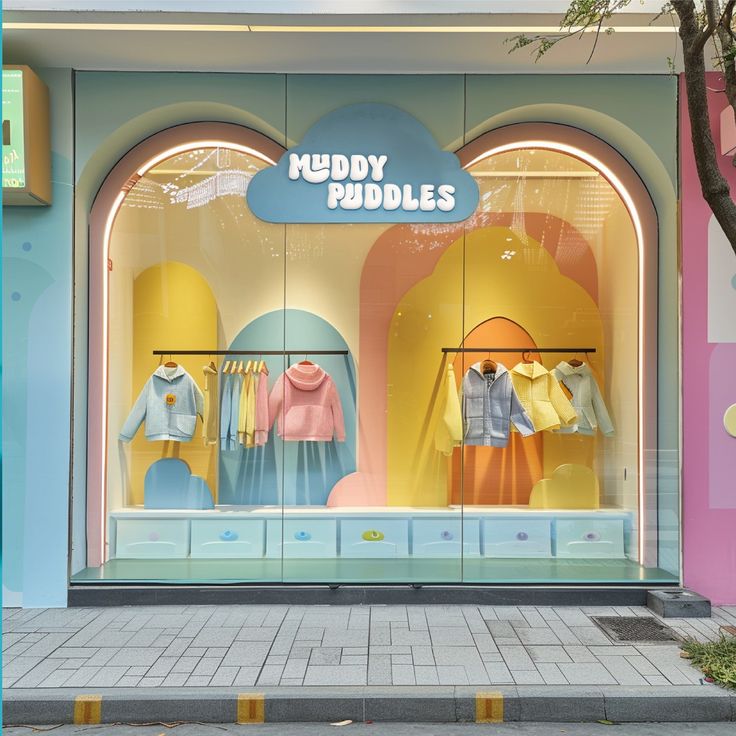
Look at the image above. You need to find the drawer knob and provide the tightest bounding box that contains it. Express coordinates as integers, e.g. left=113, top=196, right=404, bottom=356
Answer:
left=220, top=530, right=239, bottom=541
left=294, top=530, right=312, bottom=541
left=584, top=531, right=601, bottom=542
left=516, top=531, right=529, bottom=541
left=362, top=529, right=384, bottom=541
left=148, top=531, right=160, bottom=542
left=440, top=530, right=454, bottom=540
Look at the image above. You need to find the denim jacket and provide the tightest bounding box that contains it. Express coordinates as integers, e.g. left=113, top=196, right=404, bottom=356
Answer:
left=462, top=362, right=535, bottom=447
left=120, top=365, right=204, bottom=442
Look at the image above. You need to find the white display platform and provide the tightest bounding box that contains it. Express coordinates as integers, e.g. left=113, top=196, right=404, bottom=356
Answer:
left=109, top=505, right=631, bottom=561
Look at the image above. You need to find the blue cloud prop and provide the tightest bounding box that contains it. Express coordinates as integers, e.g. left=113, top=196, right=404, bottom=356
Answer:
left=247, top=103, right=478, bottom=224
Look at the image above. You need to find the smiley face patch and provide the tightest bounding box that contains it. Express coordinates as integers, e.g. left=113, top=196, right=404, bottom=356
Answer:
left=165, top=393, right=177, bottom=407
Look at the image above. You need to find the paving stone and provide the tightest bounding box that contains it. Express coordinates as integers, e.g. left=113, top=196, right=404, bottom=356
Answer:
left=433, top=646, right=484, bottom=667
left=106, top=647, right=165, bottom=668
left=191, top=627, right=239, bottom=648
left=429, top=627, right=474, bottom=646
left=125, top=629, right=162, bottom=648
left=46, top=647, right=96, bottom=659
left=481, top=652, right=504, bottom=662
left=568, top=626, right=612, bottom=645
left=193, top=657, right=222, bottom=676
left=512, top=669, right=545, bottom=684
left=2, top=641, right=35, bottom=659
left=370, top=645, right=411, bottom=655
left=61, top=667, right=102, bottom=687
left=171, top=656, right=200, bottom=674
left=390, top=628, right=431, bottom=646
left=321, top=629, right=369, bottom=648
left=237, top=627, right=280, bottom=641
left=207, top=647, right=228, bottom=658
left=436, top=665, right=468, bottom=684
left=84, top=630, right=136, bottom=648
left=521, top=609, right=550, bottom=628
left=19, top=633, right=74, bottom=657
left=309, top=648, right=341, bottom=665
left=499, top=646, right=537, bottom=671
left=185, top=647, right=207, bottom=657
left=589, top=645, right=640, bottom=657
left=343, top=647, right=368, bottom=656
left=557, top=661, right=618, bottom=685
left=369, top=622, right=391, bottom=645
left=526, top=646, right=573, bottom=663
left=414, top=665, right=440, bottom=684
left=407, top=608, right=428, bottom=631
left=342, top=655, right=368, bottom=665
left=645, top=674, right=671, bottom=685
left=547, top=621, right=582, bottom=645
left=485, top=621, right=517, bottom=639
left=282, top=659, right=309, bottom=680
left=411, top=646, right=435, bottom=665
left=303, top=664, right=367, bottom=686
left=85, top=666, right=129, bottom=687
left=563, top=646, right=597, bottom=663
left=367, top=653, right=392, bottom=685
left=58, top=658, right=88, bottom=669
left=137, top=677, right=164, bottom=687
left=161, top=673, right=188, bottom=687
left=289, top=646, right=314, bottom=658
left=266, top=655, right=288, bottom=666
left=471, top=632, right=498, bottom=653
left=597, top=655, right=650, bottom=685
left=370, top=606, right=408, bottom=623
left=535, top=662, right=568, bottom=684
left=209, top=666, right=239, bottom=686
left=553, top=609, right=594, bottom=627
left=392, top=664, right=416, bottom=684
left=11, top=659, right=61, bottom=687
left=233, top=667, right=260, bottom=686
left=37, top=669, right=74, bottom=687
left=126, top=666, right=151, bottom=676
left=145, top=656, right=178, bottom=678
left=162, top=639, right=192, bottom=658
left=626, top=654, right=661, bottom=677
left=184, top=675, right=212, bottom=686
left=257, top=664, right=285, bottom=685
left=221, top=642, right=271, bottom=667
left=462, top=607, right=490, bottom=634
left=516, top=628, right=561, bottom=645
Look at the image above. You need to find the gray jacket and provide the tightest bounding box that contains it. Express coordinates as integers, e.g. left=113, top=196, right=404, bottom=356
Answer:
left=462, top=362, right=535, bottom=447
left=551, top=362, right=614, bottom=436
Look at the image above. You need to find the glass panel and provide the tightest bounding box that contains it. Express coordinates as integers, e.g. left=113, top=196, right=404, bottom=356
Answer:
left=86, top=145, right=285, bottom=583
left=459, top=147, right=677, bottom=584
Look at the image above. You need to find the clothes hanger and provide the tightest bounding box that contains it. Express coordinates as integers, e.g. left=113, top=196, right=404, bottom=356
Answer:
left=567, top=351, right=583, bottom=368
left=522, top=350, right=534, bottom=365
left=298, top=353, right=315, bottom=366
left=208, top=353, right=217, bottom=372
left=245, top=359, right=253, bottom=374
left=258, top=355, right=268, bottom=375
left=222, top=359, right=231, bottom=374
left=164, top=354, right=178, bottom=368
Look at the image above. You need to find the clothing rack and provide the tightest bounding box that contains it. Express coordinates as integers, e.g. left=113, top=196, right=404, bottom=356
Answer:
left=152, top=349, right=349, bottom=356
left=441, top=347, right=596, bottom=354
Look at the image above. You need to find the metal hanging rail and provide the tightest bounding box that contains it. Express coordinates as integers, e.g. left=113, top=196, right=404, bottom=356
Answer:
left=441, top=347, right=597, bottom=354
left=152, top=349, right=349, bottom=356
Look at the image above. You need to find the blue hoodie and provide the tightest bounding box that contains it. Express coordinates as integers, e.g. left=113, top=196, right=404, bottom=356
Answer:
left=120, top=365, right=204, bottom=442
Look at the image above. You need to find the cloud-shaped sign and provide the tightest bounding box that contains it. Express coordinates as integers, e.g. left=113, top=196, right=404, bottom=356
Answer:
left=247, top=103, right=479, bottom=224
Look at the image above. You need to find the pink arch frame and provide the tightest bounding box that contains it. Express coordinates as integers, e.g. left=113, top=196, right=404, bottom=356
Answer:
left=86, top=122, right=285, bottom=567
left=85, top=120, right=659, bottom=571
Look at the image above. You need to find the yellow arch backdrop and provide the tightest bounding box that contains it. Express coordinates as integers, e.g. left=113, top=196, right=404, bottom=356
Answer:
left=128, top=261, right=218, bottom=505
left=386, top=226, right=605, bottom=508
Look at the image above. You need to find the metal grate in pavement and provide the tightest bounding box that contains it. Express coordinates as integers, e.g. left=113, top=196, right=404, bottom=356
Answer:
left=591, top=616, right=681, bottom=643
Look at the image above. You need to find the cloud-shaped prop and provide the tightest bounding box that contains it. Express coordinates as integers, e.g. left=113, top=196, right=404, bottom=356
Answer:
left=247, top=103, right=479, bottom=224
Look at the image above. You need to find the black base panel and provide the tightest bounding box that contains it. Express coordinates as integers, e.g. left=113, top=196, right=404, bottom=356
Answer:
left=66, top=584, right=675, bottom=607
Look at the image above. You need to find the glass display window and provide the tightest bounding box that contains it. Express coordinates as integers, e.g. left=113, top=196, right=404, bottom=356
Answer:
left=76, top=121, right=677, bottom=587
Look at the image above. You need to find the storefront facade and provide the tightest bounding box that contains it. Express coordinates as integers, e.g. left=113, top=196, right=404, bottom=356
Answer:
left=7, top=66, right=707, bottom=605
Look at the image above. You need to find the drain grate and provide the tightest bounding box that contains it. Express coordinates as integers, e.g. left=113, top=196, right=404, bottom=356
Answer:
left=591, top=616, right=681, bottom=643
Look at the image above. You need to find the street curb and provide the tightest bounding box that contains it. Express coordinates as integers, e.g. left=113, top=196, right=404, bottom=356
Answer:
left=4, top=685, right=735, bottom=725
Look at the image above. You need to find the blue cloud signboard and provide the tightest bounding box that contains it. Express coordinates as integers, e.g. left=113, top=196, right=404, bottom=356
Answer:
left=247, top=103, right=479, bottom=224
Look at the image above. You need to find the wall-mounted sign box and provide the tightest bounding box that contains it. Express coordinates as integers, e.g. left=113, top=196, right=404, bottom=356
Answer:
left=2, top=65, right=51, bottom=206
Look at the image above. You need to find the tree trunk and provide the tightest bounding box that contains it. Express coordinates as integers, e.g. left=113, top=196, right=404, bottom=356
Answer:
left=674, top=0, right=736, bottom=257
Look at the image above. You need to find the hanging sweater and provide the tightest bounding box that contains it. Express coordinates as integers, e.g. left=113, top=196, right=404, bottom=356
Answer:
left=268, top=363, right=346, bottom=442
left=202, top=364, right=219, bottom=445
left=434, top=363, right=463, bottom=455
left=551, top=361, right=614, bottom=436
left=120, top=365, right=204, bottom=443
left=509, top=361, right=577, bottom=432
left=254, top=368, right=270, bottom=446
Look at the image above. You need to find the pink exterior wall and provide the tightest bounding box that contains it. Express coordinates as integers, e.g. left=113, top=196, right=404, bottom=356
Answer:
left=681, top=73, right=736, bottom=604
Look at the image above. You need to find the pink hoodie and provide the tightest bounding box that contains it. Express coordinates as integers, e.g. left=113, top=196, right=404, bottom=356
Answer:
left=268, top=363, right=346, bottom=442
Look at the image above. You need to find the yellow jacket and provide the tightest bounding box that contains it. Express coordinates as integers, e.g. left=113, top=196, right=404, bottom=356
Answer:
left=434, top=364, right=463, bottom=455
left=510, top=361, right=577, bottom=432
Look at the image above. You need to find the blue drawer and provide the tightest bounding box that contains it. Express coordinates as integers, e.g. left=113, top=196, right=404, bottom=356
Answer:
left=483, top=519, right=552, bottom=558
left=190, top=519, right=265, bottom=558
left=556, top=518, right=625, bottom=558
left=340, top=519, right=409, bottom=558
left=266, top=519, right=337, bottom=558
left=412, top=519, right=480, bottom=557
left=114, top=519, right=189, bottom=559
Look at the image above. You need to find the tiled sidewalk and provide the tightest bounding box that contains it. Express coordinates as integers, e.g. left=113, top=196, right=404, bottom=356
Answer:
left=3, top=604, right=734, bottom=691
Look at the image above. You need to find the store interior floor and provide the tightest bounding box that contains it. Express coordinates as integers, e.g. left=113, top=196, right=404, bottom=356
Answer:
left=71, top=557, right=679, bottom=585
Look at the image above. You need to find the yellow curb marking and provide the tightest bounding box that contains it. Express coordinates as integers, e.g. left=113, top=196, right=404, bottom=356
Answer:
left=476, top=691, right=504, bottom=723
left=237, top=693, right=265, bottom=724
left=73, top=694, right=102, bottom=725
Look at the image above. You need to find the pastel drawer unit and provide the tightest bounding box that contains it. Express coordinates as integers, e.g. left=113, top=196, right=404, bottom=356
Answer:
left=190, top=519, right=265, bottom=558
left=412, top=519, right=481, bottom=557
left=482, top=519, right=552, bottom=558
left=265, top=519, right=337, bottom=558
left=555, top=518, right=625, bottom=558
left=114, top=518, right=189, bottom=559
left=339, top=519, right=409, bottom=558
